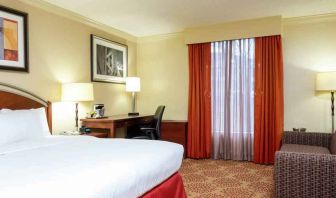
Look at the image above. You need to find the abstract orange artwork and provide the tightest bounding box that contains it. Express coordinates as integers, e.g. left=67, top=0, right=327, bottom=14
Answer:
left=0, top=6, right=28, bottom=72
left=0, top=18, right=18, bottom=61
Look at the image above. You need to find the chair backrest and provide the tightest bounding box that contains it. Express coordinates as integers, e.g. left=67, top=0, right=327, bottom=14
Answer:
left=152, top=105, right=165, bottom=139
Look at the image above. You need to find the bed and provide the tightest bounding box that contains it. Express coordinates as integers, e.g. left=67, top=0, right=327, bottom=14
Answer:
left=0, top=83, right=186, bottom=198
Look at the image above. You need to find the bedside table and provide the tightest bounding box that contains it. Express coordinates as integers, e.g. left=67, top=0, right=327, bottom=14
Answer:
left=81, top=132, right=108, bottom=138
left=58, top=131, right=108, bottom=138
left=59, top=131, right=80, bottom=136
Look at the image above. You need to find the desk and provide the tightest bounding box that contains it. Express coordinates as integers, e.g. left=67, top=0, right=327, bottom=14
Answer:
left=80, top=115, right=153, bottom=138
left=161, top=120, right=188, bottom=157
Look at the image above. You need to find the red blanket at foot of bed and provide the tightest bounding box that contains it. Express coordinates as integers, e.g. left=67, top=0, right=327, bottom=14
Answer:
left=140, top=173, right=187, bottom=198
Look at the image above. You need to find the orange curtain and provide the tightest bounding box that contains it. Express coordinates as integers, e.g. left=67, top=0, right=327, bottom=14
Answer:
left=187, top=43, right=212, bottom=159
left=254, top=35, right=284, bottom=164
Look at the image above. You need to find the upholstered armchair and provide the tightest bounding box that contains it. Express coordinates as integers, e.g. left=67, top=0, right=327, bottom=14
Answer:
left=274, top=131, right=336, bottom=198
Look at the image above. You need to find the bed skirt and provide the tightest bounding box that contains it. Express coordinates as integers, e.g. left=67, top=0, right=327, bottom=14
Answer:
left=140, top=172, right=186, bottom=198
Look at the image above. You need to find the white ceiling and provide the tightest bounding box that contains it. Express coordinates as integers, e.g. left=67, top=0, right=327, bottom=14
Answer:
left=41, top=0, right=336, bottom=37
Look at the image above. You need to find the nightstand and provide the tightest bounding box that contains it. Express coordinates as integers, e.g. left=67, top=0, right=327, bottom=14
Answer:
left=59, top=131, right=80, bottom=136
left=81, top=132, right=108, bottom=138
left=58, top=131, right=108, bottom=138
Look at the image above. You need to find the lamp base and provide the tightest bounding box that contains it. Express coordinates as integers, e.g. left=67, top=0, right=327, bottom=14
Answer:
left=128, top=112, right=139, bottom=116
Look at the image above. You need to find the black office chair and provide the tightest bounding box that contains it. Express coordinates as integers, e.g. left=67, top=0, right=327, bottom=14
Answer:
left=131, top=106, right=165, bottom=140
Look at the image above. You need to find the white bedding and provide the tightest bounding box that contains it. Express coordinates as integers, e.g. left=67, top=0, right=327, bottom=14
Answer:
left=0, top=136, right=184, bottom=198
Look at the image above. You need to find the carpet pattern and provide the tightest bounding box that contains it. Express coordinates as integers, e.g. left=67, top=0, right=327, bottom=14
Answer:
left=179, top=159, right=274, bottom=198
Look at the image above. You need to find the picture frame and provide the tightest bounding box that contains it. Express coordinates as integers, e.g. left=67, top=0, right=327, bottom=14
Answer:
left=91, top=35, right=128, bottom=84
left=0, top=6, right=28, bottom=72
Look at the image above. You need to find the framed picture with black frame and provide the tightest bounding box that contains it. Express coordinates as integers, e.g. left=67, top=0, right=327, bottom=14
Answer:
left=0, top=6, right=28, bottom=72
left=91, top=35, right=128, bottom=84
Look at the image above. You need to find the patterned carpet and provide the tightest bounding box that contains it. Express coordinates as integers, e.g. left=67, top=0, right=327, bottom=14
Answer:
left=179, top=159, right=274, bottom=198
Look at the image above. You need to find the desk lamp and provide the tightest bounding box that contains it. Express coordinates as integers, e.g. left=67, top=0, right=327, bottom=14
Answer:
left=126, top=77, right=140, bottom=116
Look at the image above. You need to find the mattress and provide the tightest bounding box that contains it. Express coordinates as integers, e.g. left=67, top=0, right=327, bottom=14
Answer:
left=0, top=136, right=184, bottom=198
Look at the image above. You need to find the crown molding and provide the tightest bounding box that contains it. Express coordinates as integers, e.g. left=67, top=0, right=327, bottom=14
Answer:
left=283, top=12, right=336, bottom=25
left=184, top=16, right=282, bottom=44
left=18, top=0, right=137, bottom=42
left=137, top=32, right=185, bottom=43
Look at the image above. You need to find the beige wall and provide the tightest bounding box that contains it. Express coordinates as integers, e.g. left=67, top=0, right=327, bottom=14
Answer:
left=2, top=0, right=335, bottom=132
left=282, top=15, right=336, bottom=132
left=136, top=16, right=282, bottom=121
left=137, top=33, right=188, bottom=120
left=0, top=0, right=137, bottom=133
left=137, top=14, right=336, bottom=132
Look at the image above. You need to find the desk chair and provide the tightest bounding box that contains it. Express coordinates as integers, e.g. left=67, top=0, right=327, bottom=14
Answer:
left=131, top=106, right=165, bottom=140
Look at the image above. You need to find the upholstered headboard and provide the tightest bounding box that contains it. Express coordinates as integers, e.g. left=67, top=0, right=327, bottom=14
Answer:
left=0, top=83, right=52, bottom=132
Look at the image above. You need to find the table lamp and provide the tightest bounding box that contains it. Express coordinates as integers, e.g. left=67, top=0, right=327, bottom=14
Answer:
left=316, top=72, right=336, bottom=133
left=62, top=83, right=94, bottom=131
left=126, top=77, right=140, bottom=116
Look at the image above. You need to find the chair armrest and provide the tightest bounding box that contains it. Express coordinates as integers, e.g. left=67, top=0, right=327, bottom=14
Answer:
left=282, top=131, right=331, bottom=147
left=140, top=127, right=157, bottom=139
left=140, top=127, right=156, bottom=132
left=275, top=151, right=336, bottom=197
left=132, top=136, right=151, bottom=140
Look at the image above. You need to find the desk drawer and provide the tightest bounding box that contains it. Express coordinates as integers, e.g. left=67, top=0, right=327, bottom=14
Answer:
left=161, top=122, right=187, bottom=138
left=161, top=121, right=188, bottom=157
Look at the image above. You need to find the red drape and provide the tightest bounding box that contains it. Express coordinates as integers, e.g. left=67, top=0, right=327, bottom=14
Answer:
left=187, top=43, right=212, bottom=159
left=254, top=35, right=284, bottom=164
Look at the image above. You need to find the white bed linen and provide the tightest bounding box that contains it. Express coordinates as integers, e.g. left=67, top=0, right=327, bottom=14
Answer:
left=0, top=136, right=184, bottom=198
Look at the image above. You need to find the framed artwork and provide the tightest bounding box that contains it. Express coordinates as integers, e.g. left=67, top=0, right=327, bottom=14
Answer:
left=91, top=35, right=128, bottom=83
left=0, top=6, right=28, bottom=72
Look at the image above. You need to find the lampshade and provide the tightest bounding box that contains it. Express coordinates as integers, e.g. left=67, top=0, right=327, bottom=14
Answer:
left=126, top=77, right=140, bottom=92
left=62, top=83, right=94, bottom=102
left=316, top=72, right=336, bottom=91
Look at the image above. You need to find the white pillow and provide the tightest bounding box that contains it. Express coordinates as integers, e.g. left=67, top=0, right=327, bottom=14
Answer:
left=0, top=108, right=51, bottom=146
left=32, top=108, right=51, bottom=137
left=0, top=108, right=14, bottom=113
left=0, top=108, right=10, bottom=113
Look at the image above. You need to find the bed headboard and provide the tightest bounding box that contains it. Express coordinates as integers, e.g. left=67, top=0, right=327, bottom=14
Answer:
left=0, top=83, right=52, bottom=132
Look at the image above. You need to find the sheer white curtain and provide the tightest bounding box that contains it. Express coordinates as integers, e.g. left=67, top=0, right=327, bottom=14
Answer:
left=211, top=39, right=255, bottom=161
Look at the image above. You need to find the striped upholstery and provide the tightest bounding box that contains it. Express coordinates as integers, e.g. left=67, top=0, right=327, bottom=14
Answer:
left=280, top=144, right=330, bottom=154
left=275, top=131, right=336, bottom=198
left=282, top=131, right=331, bottom=147
left=330, top=133, right=336, bottom=154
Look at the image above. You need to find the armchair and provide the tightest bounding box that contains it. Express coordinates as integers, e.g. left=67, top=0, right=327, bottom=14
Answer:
left=275, top=131, right=336, bottom=198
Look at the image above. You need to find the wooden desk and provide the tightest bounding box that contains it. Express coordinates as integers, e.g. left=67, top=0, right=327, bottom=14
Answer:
left=161, top=120, right=188, bottom=157
left=80, top=115, right=153, bottom=138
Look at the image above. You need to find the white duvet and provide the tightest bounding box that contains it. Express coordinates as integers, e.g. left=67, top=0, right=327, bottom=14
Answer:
left=0, top=136, right=184, bottom=198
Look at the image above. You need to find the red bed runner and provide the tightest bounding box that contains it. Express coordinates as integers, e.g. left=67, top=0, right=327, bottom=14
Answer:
left=140, top=173, right=186, bottom=198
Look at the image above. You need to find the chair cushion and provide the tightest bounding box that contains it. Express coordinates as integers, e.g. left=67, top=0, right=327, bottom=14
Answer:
left=330, top=133, right=336, bottom=154
left=281, top=144, right=330, bottom=154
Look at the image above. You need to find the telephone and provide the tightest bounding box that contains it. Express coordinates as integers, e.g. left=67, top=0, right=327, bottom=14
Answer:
left=79, top=126, right=91, bottom=133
